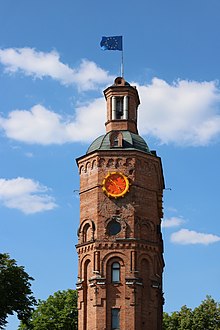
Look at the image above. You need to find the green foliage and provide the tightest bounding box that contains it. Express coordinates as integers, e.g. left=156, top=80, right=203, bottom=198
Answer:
left=192, top=296, right=220, bottom=330
left=19, top=289, right=78, bottom=330
left=0, top=253, right=36, bottom=329
left=163, top=296, right=220, bottom=330
left=178, top=305, right=193, bottom=330
left=163, top=311, right=180, bottom=330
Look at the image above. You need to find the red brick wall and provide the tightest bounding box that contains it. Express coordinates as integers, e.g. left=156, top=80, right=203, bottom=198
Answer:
left=76, top=150, right=164, bottom=329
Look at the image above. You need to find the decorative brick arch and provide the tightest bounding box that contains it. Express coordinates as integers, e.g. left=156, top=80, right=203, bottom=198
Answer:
left=137, top=252, right=154, bottom=274
left=78, top=219, right=96, bottom=244
left=101, top=251, right=125, bottom=277
left=141, top=219, right=155, bottom=241
left=135, top=218, right=155, bottom=241
left=78, top=254, right=92, bottom=280
left=79, top=164, right=84, bottom=174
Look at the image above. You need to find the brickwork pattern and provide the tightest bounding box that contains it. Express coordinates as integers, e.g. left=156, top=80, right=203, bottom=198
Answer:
left=76, top=150, right=164, bottom=330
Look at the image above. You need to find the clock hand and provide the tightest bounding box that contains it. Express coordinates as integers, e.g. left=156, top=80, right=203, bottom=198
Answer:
left=109, top=178, right=121, bottom=191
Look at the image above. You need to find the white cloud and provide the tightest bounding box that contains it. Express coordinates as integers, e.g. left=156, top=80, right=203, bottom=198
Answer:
left=171, top=228, right=220, bottom=245
left=0, top=177, right=57, bottom=214
left=0, top=48, right=113, bottom=90
left=167, top=207, right=178, bottom=213
left=0, top=102, right=105, bottom=144
left=25, top=152, right=34, bottom=158
left=72, top=59, right=113, bottom=91
left=162, top=216, right=185, bottom=228
left=138, top=78, right=220, bottom=146
left=1, top=61, right=220, bottom=146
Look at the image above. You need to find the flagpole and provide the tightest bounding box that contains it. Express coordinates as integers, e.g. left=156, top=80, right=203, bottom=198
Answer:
left=100, top=36, right=124, bottom=77
left=121, top=50, right=124, bottom=78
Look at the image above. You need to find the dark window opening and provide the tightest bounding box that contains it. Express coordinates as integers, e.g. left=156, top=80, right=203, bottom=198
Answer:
left=113, top=136, right=119, bottom=146
left=110, top=132, right=123, bottom=148
left=116, top=98, right=123, bottom=119
left=108, top=219, right=121, bottom=236
left=111, top=262, right=120, bottom=283
left=112, top=308, right=120, bottom=330
left=83, top=223, right=90, bottom=242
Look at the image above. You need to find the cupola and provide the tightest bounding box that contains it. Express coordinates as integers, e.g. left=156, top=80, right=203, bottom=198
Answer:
left=104, top=77, right=140, bottom=134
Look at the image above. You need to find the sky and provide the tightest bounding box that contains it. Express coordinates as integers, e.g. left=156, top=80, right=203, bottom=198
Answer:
left=0, top=0, right=220, bottom=328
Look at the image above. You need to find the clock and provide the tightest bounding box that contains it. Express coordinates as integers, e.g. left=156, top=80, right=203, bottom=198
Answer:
left=102, top=172, right=130, bottom=198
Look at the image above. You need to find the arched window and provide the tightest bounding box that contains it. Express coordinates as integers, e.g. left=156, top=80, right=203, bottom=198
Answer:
left=83, top=223, right=91, bottom=243
left=111, top=262, right=120, bottom=283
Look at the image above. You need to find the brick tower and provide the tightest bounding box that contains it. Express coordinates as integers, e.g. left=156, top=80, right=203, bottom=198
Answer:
left=76, top=77, right=165, bottom=330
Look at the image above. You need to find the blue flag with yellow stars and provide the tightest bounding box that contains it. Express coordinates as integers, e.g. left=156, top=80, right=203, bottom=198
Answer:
left=100, top=36, right=123, bottom=51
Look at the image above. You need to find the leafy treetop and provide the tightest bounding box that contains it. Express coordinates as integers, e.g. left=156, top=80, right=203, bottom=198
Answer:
left=0, top=253, right=36, bottom=329
left=163, top=296, right=220, bottom=330
left=18, top=289, right=78, bottom=330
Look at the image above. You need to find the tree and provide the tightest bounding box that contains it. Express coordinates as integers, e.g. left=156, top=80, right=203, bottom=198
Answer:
left=163, top=296, right=220, bottom=330
left=192, top=296, right=220, bottom=330
left=0, top=253, right=36, bottom=329
left=178, top=305, right=193, bottom=329
left=162, top=311, right=180, bottom=330
left=19, top=289, right=78, bottom=330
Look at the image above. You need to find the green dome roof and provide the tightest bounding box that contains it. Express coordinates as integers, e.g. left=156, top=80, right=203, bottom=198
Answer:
left=87, top=131, right=152, bottom=154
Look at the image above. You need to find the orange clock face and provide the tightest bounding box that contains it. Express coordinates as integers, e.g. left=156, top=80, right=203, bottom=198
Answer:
left=102, top=172, right=130, bottom=198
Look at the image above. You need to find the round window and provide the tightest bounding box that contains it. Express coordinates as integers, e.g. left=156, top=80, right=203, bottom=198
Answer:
left=108, top=219, right=121, bottom=236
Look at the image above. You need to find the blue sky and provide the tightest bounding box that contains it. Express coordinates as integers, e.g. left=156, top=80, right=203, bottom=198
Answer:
left=0, top=0, right=220, bottom=328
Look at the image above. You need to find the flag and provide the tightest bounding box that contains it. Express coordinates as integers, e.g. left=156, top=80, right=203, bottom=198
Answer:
left=100, top=36, right=123, bottom=51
